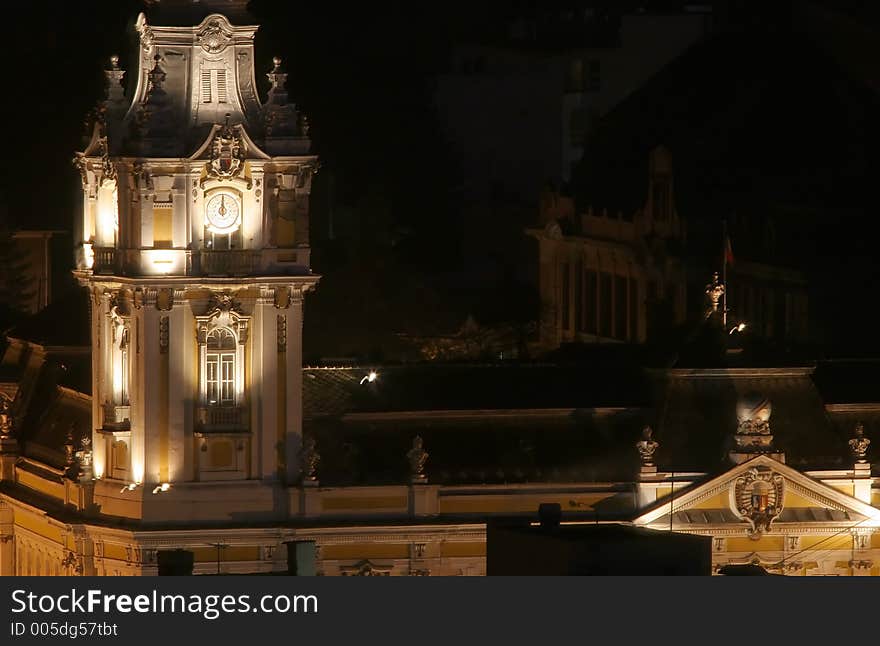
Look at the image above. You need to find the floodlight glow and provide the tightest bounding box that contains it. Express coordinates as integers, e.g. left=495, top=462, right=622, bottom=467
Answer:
left=360, top=371, right=378, bottom=385
left=152, top=482, right=171, bottom=494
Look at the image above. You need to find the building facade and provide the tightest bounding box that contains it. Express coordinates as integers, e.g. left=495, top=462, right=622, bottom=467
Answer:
left=0, top=2, right=877, bottom=577
left=530, top=146, right=811, bottom=350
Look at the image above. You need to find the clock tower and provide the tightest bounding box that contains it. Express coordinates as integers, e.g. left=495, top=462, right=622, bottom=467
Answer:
left=73, top=1, right=318, bottom=522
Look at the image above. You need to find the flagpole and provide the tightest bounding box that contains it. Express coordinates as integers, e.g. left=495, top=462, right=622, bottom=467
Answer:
left=722, top=220, right=728, bottom=328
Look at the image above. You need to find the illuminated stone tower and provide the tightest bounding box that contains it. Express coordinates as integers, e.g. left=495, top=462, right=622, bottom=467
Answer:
left=73, top=1, right=318, bottom=522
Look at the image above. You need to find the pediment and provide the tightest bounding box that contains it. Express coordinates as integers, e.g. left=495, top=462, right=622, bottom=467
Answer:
left=634, top=455, right=880, bottom=534
left=188, top=122, right=271, bottom=163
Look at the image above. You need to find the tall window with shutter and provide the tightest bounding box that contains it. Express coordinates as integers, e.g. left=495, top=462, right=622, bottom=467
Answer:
left=201, top=69, right=229, bottom=104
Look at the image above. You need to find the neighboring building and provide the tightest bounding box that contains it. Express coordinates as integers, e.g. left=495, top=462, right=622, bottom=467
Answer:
left=10, top=231, right=69, bottom=315
left=528, top=146, right=687, bottom=347
left=528, top=146, right=811, bottom=350
left=435, top=6, right=711, bottom=206
left=1, top=2, right=880, bottom=578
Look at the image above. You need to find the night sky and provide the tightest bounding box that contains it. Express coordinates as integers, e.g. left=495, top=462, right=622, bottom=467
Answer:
left=3, top=1, right=880, bottom=359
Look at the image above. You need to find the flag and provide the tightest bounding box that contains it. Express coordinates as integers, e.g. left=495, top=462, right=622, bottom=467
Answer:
left=724, top=234, right=735, bottom=266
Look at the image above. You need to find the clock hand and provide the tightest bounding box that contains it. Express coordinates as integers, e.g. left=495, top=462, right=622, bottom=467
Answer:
left=219, top=195, right=227, bottom=216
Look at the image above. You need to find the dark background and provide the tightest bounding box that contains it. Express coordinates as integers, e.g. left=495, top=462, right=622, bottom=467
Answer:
left=2, top=1, right=880, bottom=360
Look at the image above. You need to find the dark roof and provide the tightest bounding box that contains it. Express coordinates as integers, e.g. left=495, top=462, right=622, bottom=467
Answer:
left=302, top=359, right=863, bottom=486
left=310, top=408, right=649, bottom=487
left=813, top=360, right=880, bottom=404
left=654, top=368, right=847, bottom=472
left=23, top=388, right=91, bottom=470
left=303, top=360, right=650, bottom=419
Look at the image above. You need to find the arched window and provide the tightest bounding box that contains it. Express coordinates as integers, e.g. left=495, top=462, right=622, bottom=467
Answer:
left=206, top=327, right=237, bottom=406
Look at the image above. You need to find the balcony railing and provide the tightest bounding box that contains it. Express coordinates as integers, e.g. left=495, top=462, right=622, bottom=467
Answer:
left=197, top=250, right=261, bottom=276
left=101, top=402, right=131, bottom=431
left=197, top=405, right=248, bottom=430
left=93, top=248, right=118, bottom=275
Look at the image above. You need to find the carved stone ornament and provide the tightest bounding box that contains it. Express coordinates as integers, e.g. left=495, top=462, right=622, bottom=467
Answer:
left=636, top=426, right=659, bottom=465
left=734, top=392, right=774, bottom=453
left=705, top=271, right=724, bottom=313
left=340, top=560, right=391, bottom=576
left=198, top=18, right=233, bottom=54
left=731, top=466, right=784, bottom=539
left=196, top=293, right=250, bottom=349
left=136, top=13, right=154, bottom=53
left=159, top=316, right=169, bottom=354
left=206, top=118, right=247, bottom=183
left=0, top=395, right=12, bottom=438
left=69, top=436, right=93, bottom=483
left=407, top=435, right=429, bottom=482
left=61, top=550, right=84, bottom=575
left=849, top=422, right=870, bottom=462
left=276, top=315, right=287, bottom=353
left=299, top=434, right=320, bottom=483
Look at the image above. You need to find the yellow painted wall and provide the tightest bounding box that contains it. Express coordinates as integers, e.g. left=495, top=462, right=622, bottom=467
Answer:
left=827, top=483, right=854, bottom=496
left=103, top=543, right=128, bottom=562
left=727, top=536, right=784, bottom=552
left=438, top=493, right=612, bottom=514
left=192, top=546, right=261, bottom=563
left=440, top=542, right=486, bottom=558
left=800, top=535, right=853, bottom=550
left=691, top=492, right=730, bottom=510
left=783, top=491, right=817, bottom=508
left=16, top=470, right=65, bottom=502
left=322, top=496, right=408, bottom=512
left=15, top=513, right=63, bottom=544
left=153, top=207, right=172, bottom=247
left=322, top=544, right=410, bottom=560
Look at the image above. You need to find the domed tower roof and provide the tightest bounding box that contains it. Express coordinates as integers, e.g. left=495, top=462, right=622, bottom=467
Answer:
left=78, top=0, right=309, bottom=158
left=142, top=0, right=254, bottom=23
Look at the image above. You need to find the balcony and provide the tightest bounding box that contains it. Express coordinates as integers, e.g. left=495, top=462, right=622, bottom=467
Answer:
left=196, top=250, right=261, bottom=276
left=93, top=248, right=118, bottom=275
left=101, top=402, right=131, bottom=431
left=87, top=247, right=315, bottom=279
left=197, top=405, right=249, bottom=431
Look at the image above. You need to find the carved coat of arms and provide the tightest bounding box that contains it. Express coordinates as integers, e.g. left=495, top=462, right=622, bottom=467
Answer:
left=208, top=121, right=245, bottom=181
left=730, top=466, right=785, bottom=539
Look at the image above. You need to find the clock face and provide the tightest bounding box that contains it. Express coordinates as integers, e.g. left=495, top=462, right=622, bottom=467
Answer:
left=205, top=192, right=241, bottom=233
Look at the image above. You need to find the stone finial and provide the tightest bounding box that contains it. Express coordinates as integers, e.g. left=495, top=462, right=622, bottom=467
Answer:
left=407, top=436, right=429, bottom=483
left=76, top=436, right=93, bottom=482
left=146, top=55, right=167, bottom=95
left=299, top=434, right=320, bottom=484
left=730, top=392, right=784, bottom=464
left=636, top=426, right=659, bottom=466
left=849, top=422, right=870, bottom=463
left=0, top=396, right=12, bottom=438
left=734, top=392, right=773, bottom=450
left=64, top=426, right=78, bottom=479
left=266, top=56, right=289, bottom=97
left=705, top=271, right=724, bottom=314
left=104, top=55, right=126, bottom=104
